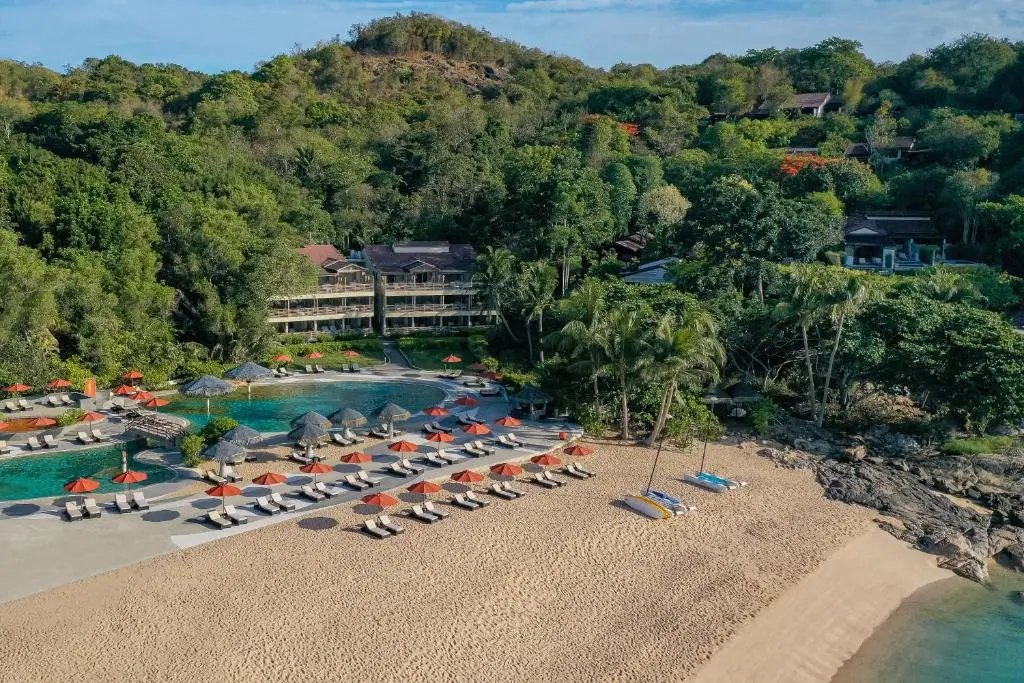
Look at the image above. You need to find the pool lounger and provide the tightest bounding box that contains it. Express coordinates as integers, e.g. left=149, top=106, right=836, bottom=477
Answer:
left=289, top=451, right=312, bottom=465
left=223, top=505, right=250, bottom=524
left=562, top=464, right=589, bottom=479
left=362, top=519, right=391, bottom=539
left=300, top=485, right=325, bottom=501
left=205, top=471, right=227, bottom=485
left=451, top=494, right=479, bottom=510
left=64, top=501, right=84, bottom=521
left=206, top=510, right=232, bottom=529
left=343, top=475, right=369, bottom=490
left=410, top=505, right=440, bottom=523
left=132, top=492, right=150, bottom=510
left=270, top=492, right=297, bottom=512
left=342, top=428, right=365, bottom=444
left=465, top=491, right=491, bottom=507
left=423, top=453, right=447, bottom=467
left=82, top=498, right=103, bottom=518
left=489, top=484, right=517, bottom=500
left=531, top=474, right=558, bottom=489
left=356, top=471, right=380, bottom=487
left=500, top=481, right=526, bottom=497
left=388, top=462, right=414, bottom=477
left=377, top=515, right=405, bottom=534
left=541, top=471, right=567, bottom=487
left=424, top=501, right=450, bottom=519
left=400, top=458, right=424, bottom=475
left=256, top=496, right=281, bottom=514
left=114, top=494, right=133, bottom=513
left=315, top=482, right=342, bottom=498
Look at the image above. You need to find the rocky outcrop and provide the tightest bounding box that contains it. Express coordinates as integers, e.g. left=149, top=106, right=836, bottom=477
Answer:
left=756, top=447, right=812, bottom=470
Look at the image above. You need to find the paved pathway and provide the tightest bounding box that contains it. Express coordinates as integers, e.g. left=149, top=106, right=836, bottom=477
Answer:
left=380, top=340, right=411, bottom=368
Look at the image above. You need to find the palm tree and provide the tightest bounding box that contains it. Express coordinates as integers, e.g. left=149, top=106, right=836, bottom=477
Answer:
left=546, top=279, right=608, bottom=415
left=817, top=274, right=869, bottom=426
left=601, top=306, right=651, bottom=439
left=519, top=261, right=558, bottom=362
left=473, top=247, right=518, bottom=340
left=644, top=308, right=725, bottom=445
left=778, top=265, right=827, bottom=421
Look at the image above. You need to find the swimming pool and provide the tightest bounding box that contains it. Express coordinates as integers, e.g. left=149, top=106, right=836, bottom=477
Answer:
left=0, top=441, right=174, bottom=502
left=166, top=379, right=447, bottom=432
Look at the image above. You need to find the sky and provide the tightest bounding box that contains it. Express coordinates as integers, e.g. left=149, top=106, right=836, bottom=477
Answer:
left=1, top=0, right=1022, bottom=73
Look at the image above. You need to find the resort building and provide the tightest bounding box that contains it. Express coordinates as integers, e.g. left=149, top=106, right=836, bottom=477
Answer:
left=267, top=245, right=375, bottom=334
left=842, top=213, right=948, bottom=271
left=621, top=257, right=678, bottom=285
left=846, top=136, right=924, bottom=164
left=363, top=241, right=490, bottom=335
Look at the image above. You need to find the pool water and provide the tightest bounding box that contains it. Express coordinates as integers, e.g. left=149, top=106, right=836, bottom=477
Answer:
left=166, top=379, right=446, bottom=433
left=0, top=441, right=174, bottom=502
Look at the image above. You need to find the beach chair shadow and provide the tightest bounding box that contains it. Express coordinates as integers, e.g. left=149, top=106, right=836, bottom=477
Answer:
left=191, top=499, right=221, bottom=510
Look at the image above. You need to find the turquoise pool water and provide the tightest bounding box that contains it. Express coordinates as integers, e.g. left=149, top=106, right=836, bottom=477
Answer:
left=0, top=441, right=174, bottom=502
left=166, top=379, right=446, bottom=432
left=837, top=566, right=1024, bottom=682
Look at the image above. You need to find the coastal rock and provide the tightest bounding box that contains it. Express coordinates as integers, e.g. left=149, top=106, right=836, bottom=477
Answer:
left=793, top=438, right=834, bottom=456
left=1001, top=544, right=1024, bottom=572
left=757, top=447, right=811, bottom=470
left=842, top=444, right=867, bottom=462
left=863, top=428, right=922, bottom=457
left=938, top=555, right=990, bottom=584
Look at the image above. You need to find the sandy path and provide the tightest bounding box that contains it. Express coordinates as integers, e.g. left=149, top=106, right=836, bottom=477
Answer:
left=0, top=442, right=873, bottom=683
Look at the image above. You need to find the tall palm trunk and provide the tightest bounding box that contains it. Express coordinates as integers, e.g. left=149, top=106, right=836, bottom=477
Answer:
left=645, top=381, right=675, bottom=446
left=619, top=370, right=630, bottom=439
left=538, top=310, right=545, bottom=362
left=525, top=321, right=534, bottom=362
left=817, top=313, right=845, bottom=427
left=801, top=324, right=817, bottom=421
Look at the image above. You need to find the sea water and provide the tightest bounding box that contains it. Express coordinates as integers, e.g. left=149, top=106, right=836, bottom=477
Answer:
left=835, top=565, right=1024, bottom=682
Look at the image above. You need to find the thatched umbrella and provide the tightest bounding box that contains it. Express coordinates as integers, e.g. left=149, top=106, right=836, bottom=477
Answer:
left=375, top=402, right=410, bottom=438
left=224, top=362, right=273, bottom=397
left=203, top=439, right=246, bottom=476
left=180, top=375, right=234, bottom=414
left=289, top=422, right=328, bottom=455
left=329, top=407, right=367, bottom=428
left=222, top=424, right=262, bottom=446
left=291, top=411, right=332, bottom=429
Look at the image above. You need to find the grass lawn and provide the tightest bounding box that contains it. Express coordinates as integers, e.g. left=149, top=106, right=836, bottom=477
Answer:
left=275, top=344, right=388, bottom=371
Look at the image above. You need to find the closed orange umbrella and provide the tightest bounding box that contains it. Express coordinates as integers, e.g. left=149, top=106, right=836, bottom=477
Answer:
left=305, top=352, right=324, bottom=359
left=454, top=396, right=478, bottom=407
left=252, top=472, right=288, bottom=486
left=388, top=440, right=419, bottom=453
left=485, top=371, right=503, bottom=381
left=300, top=460, right=332, bottom=484
left=144, top=398, right=170, bottom=409
left=450, top=470, right=484, bottom=484
left=78, top=412, right=105, bottom=423
left=206, top=483, right=242, bottom=512
left=490, top=462, right=523, bottom=477
left=46, top=379, right=72, bottom=390
left=63, top=477, right=101, bottom=494
left=462, top=423, right=490, bottom=435
left=341, top=452, right=372, bottom=464
left=3, top=384, right=30, bottom=393
left=494, top=416, right=520, bottom=427
left=423, top=405, right=448, bottom=416
left=361, top=492, right=399, bottom=509
left=122, top=370, right=144, bottom=380
left=31, top=416, right=57, bottom=428
left=563, top=445, right=594, bottom=457
left=407, top=481, right=442, bottom=495
left=532, top=453, right=562, bottom=466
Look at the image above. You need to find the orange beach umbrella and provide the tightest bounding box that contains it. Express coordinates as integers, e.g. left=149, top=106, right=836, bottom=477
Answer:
left=490, top=462, right=523, bottom=477
left=407, top=481, right=442, bottom=495
left=450, top=470, right=484, bottom=484
left=3, top=384, right=30, bottom=393
left=144, top=398, right=170, bottom=409
left=46, top=379, right=72, bottom=390
left=112, top=469, right=147, bottom=494
left=361, top=492, right=399, bottom=510
left=30, top=416, right=57, bottom=428
left=272, top=354, right=292, bottom=363
left=494, top=416, right=520, bottom=427
left=454, top=396, right=478, bottom=407
left=206, top=483, right=242, bottom=512
left=340, top=452, right=372, bottom=464
left=113, top=385, right=137, bottom=396
left=300, top=460, right=332, bottom=484
left=563, top=445, right=594, bottom=457
left=78, top=412, right=105, bottom=423
left=342, top=350, right=360, bottom=358
left=305, top=352, right=324, bottom=359
left=131, top=391, right=155, bottom=402
left=532, top=453, right=562, bottom=467
left=122, top=370, right=144, bottom=380
left=462, top=423, right=490, bottom=435
left=388, top=440, right=419, bottom=453
left=441, top=355, right=462, bottom=364
left=63, top=477, right=101, bottom=494
left=423, top=405, right=449, bottom=416
left=252, top=472, right=288, bottom=486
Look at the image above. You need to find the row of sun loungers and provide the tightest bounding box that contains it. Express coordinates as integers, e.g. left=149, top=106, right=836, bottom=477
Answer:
left=27, top=434, right=60, bottom=450
left=341, top=363, right=362, bottom=373
left=3, top=395, right=75, bottom=412
left=462, top=440, right=496, bottom=457
left=302, top=365, right=327, bottom=374
left=387, top=458, right=425, bottom=477
left=368, top=425, right=403, bottom=439
left=330, top=430, right=365, bottom=447
left=206, top=506, right=249, bottom=528
left=76, top=428, right=111, bottom=444
left=64, top=497, right=105, bottom=521
left=497, top=434, right=522, bottom=448
left=114, top=492, right=150, bottom=513
left=438, top=369, right=462, bottom=379
left=362, top=515, right=405, bottom=538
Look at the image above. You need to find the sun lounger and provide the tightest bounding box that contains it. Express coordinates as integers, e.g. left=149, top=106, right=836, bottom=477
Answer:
left=315, top=481, right=342, bottom=497
left=18, top=399, right=30, bottom=410
left=331, top=432, right=353, bottom=446
left=437, top=450, right=459, bottom=465
left=542, top=470, right=567, bottom=487
left=424, top=501, right=450, bottom=519
left=42, top=434, right=58, bottom=448
left=471, top=440, right=495, bottom=456
left=563, top=464, right=589, bottom=479
left=500, top=481, right=526, bottom=498
left=256, top=496, right=281, bottom=514
left=91, top=428, right=110, bottom=441
left=497, top=434, right=518, bottom=448
left=489, top=483, right=517, bottom=500
left=45, top=395, right=61, bottom=407
left=221, top=466, right=243, bottom=483
left=377, top=515, right=405, bottom=534
left=451, top=493, right=480, bottom=510
left=423, top=453, right=447, bottom=467
left=77, top=431, right=95, bottom=444
left=356, top=471, right=379, bottom=487
left=64, top=501, right=84, bottom=521
left=462, top=443, right=486, bottom=457
left=422, top=423, right=439, bottom=435
left=465, top=491, right=491, bottom=507
left=342, top=428, right=365, bottom=444
left=222, top=505, right=249, bottom=524
left=2, top=400, right=15, bottom=412
left=131, top=491, right=150, bottom=510
left=351, top=363, right=361, bottom=373
left=388, top=462, right=414, bottom=477
left=289, top=451, right=312, bottom=465
left=300, top=485, right=325, bottom=501
left=574, top=463, right=596, bottom=477
left=270, top=492, right=297, bottom=511
left=82, top=498, right=103, bottom=518
left=430, top=421, right=452, bottom=433
left=303, top=365, right=314, bottom=374
left=505, top=433, right=524, bottom=447
left=368, top=427, right=389, bottom=439
left=531, top=473, right=558, bottom=489
left=114, top=494, right=133, bottom=513
left=0, top=440, right=9, bottom=455
left=457, top=414, right=475, bottom=426
left=343, top=475, right=369, bottom=490
left=60, top=393, right=74, bottom=405
left=362, top=518, right=391, bottom=539
left=26, top=436, right=42, bottom=450
left=315, top=365, right=326, bottom=373
left=206, top=510, right=232, bottom=529
left=205, top=470, right=227, bottom=485
left=410, top=504, right=440, bottom=523
left=401, top=458, right=425, bottom=475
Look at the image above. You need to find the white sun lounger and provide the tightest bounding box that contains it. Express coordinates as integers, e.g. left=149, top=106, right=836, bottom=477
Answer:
left=315, top=481, right=342, bottom=498
left=401, top=458, right=424, bottom=475
left=489, top=483, right=517, bottom=500
left=64, top=501, right=84, bottom=521
left=132, top=491, right=150, bottom=510
left=331, top=432, right=353, bottom=446
left=256, top=496, right=281, bottom=514
left=462, top=443, right=486, bottom=457
left=501, top=481, right=526, bottom=497
left=290, top=451, right=312, bottom=465
left=77, top=431, right=95, bottom=444
left=452, top=493, right=480, bottom=510
left=221, top=466, right=243, bottom=483
left=43, top=434, right=59, bottom=448
left=497, top=434, right=517, bottom=448
left=423, top=453, right=447, bottom=467
left=343, top=475, right=369, bottom=490
left=206, top=510, right=232, bottom=529
left=410, top=504, right=440, bottom=523
left=356, top=471, right=379, bottom=487
left=26, top=436, right=42, bottom=450
left=222, top=505, right=249, bottom=524
left=574, top=463, right=596, bottom=477
left=465, top=491, right=491, bottom=507
left=0, top=440, right=9, bottom=454
left=91, top=428, right=110, bottom=441
left=378, top=515, right=405, bottom=534
left=542, top=471, right=567, bottom=487
left=82, top=498, right=103, bottom=518
left=436, top=451, right=458, bottom=465
left=2, top=401, right=16, bottom=412
left=388, top=462, right=414, bottom=477
left=563, top=464, right=589, bottom=479
left=430, top=421, right=452, bottom=433
left=362, top=518, right=391, bottom=539
left=424, top=501, right=450, bottom=519
left=342, top=428, right=365, bottom=444
left=315, top=365, right=326, bottom=373
left=114, top=494, right=133, bottom=513
left=473, top=440, right=496, bottom=455
left=205, top=470, right=227, bottom=485
left=532, top=474, right=558, bottom=489
left=270, top=492, right=297, bottom=511
left=18, top=399, right=30, bottom=410
left=300, top=485, right=325, bottom=501
left=60, top=393, right=75, bottom=405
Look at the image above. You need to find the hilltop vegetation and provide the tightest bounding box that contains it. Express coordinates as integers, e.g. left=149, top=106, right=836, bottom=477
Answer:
left=2, top=14, right=1024, bottom=432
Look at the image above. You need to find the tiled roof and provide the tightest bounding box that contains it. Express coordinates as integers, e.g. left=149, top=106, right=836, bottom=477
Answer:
left=790, top=92, right=831, bottom=109
left=364, top=243, right=477, bottom=273
left=297, top=244, right=345, bottom=268
left=843, top=214, right=939, bottom=242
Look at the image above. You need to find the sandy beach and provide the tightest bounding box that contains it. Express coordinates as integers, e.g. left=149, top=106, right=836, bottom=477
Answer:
left=0, top=441, right=895, bottom=682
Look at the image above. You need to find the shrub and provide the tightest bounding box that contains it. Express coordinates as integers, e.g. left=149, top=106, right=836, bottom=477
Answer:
left=750, top=397, right=780, bottom=436
left=55, top=408, right=87, bottom=427
left=940, top=435, right=1015, bottom=455
left=199, top=417, right=239, bottom=443
left=180, top=434, right=205, bottom=468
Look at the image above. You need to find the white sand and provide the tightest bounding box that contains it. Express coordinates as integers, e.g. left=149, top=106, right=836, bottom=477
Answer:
left=690, top=527, right=951, bottom=683
left=0, top=442, right=879, bottom=682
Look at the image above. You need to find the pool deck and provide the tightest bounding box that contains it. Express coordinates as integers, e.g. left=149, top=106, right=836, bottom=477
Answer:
left=0, top=368, right=579, bottom=604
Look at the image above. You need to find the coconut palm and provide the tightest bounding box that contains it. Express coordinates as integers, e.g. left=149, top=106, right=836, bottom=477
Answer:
left=644, top=308, right=725, bottom=445
left=518, top=261, right=558, bottom=363
left=601, top=306, right=652, bottom=439
left=473, top=246, right=518, bottom=340
left=777, top=264, right=828, bottom=421
left=817, top=274, right=869, bottom=426
left=546, top=280, right=609, bottom=415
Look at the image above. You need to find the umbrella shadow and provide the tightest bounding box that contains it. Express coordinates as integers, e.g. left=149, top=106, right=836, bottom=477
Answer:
left=396, top=492, right=426, bottom=504
left=243, top=486, right=272, bottom=497
left=442, top=482, right=469, bottom=494
left=52, top=495, right=87, bottom=506
left=352, top=503, right=384, bottom=516
left=2, top=503, right=40, bottom=517
left=191, top=498, right=222, bottom=510
left=286, top=475, right=313, bottom=486
left=522, top=462, right=545, bottom=473
left=297, top=516, right=338, bottom=531
left=334, top=463, right=363, bottom=473
left=141, top=509, right=180, bottom=522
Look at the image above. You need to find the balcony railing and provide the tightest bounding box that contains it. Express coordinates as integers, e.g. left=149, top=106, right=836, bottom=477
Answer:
left=385, top=280, right=477, bottom=291
left=384, top=303, right=478, bottom=314
left=268, top=304, right=374, bottom=320
left=317, top=281, right=373, bottom=293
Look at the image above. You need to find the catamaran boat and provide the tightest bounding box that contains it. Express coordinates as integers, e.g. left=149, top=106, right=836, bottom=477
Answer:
left=683, top=471, right=748, bottom=493
left=644, top=488, right=696, bottom=514
left=623, top=489, right=696, bottom=519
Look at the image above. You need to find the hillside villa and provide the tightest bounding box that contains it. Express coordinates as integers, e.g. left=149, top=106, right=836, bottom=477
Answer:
left=842, top=213, right=948, bottom=271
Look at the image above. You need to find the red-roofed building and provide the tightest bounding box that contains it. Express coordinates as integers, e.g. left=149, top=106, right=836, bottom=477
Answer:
left=268, top=245, right=375, bottom=334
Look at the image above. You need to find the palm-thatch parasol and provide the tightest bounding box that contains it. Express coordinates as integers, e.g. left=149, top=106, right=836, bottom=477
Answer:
left=291, top=411, right=332, bottom=429
left=180, top=375, right=234, bottom=414
left=203, top=439, right=246, bottom=476
left=224, top=362, right=273, bottom=396
left=222, top=424, right=262, bottom=446
left=329, top=407, right=367, bottom=428
left=289, top=422, right=328, bottom=452
left=512, top=385, right=551, bottom=414
left=375, top=402, right=410, bottom=438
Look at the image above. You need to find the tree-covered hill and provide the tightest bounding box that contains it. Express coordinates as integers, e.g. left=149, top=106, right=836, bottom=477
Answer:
left=1, top=13, right=1024, bottom=392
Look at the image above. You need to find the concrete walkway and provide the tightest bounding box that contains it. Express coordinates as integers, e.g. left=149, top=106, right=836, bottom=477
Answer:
left=0, top=372, right=579, bottom=604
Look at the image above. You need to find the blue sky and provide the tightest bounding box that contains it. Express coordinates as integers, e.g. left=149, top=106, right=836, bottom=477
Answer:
left=1, top=0, right=1022, bottom=72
